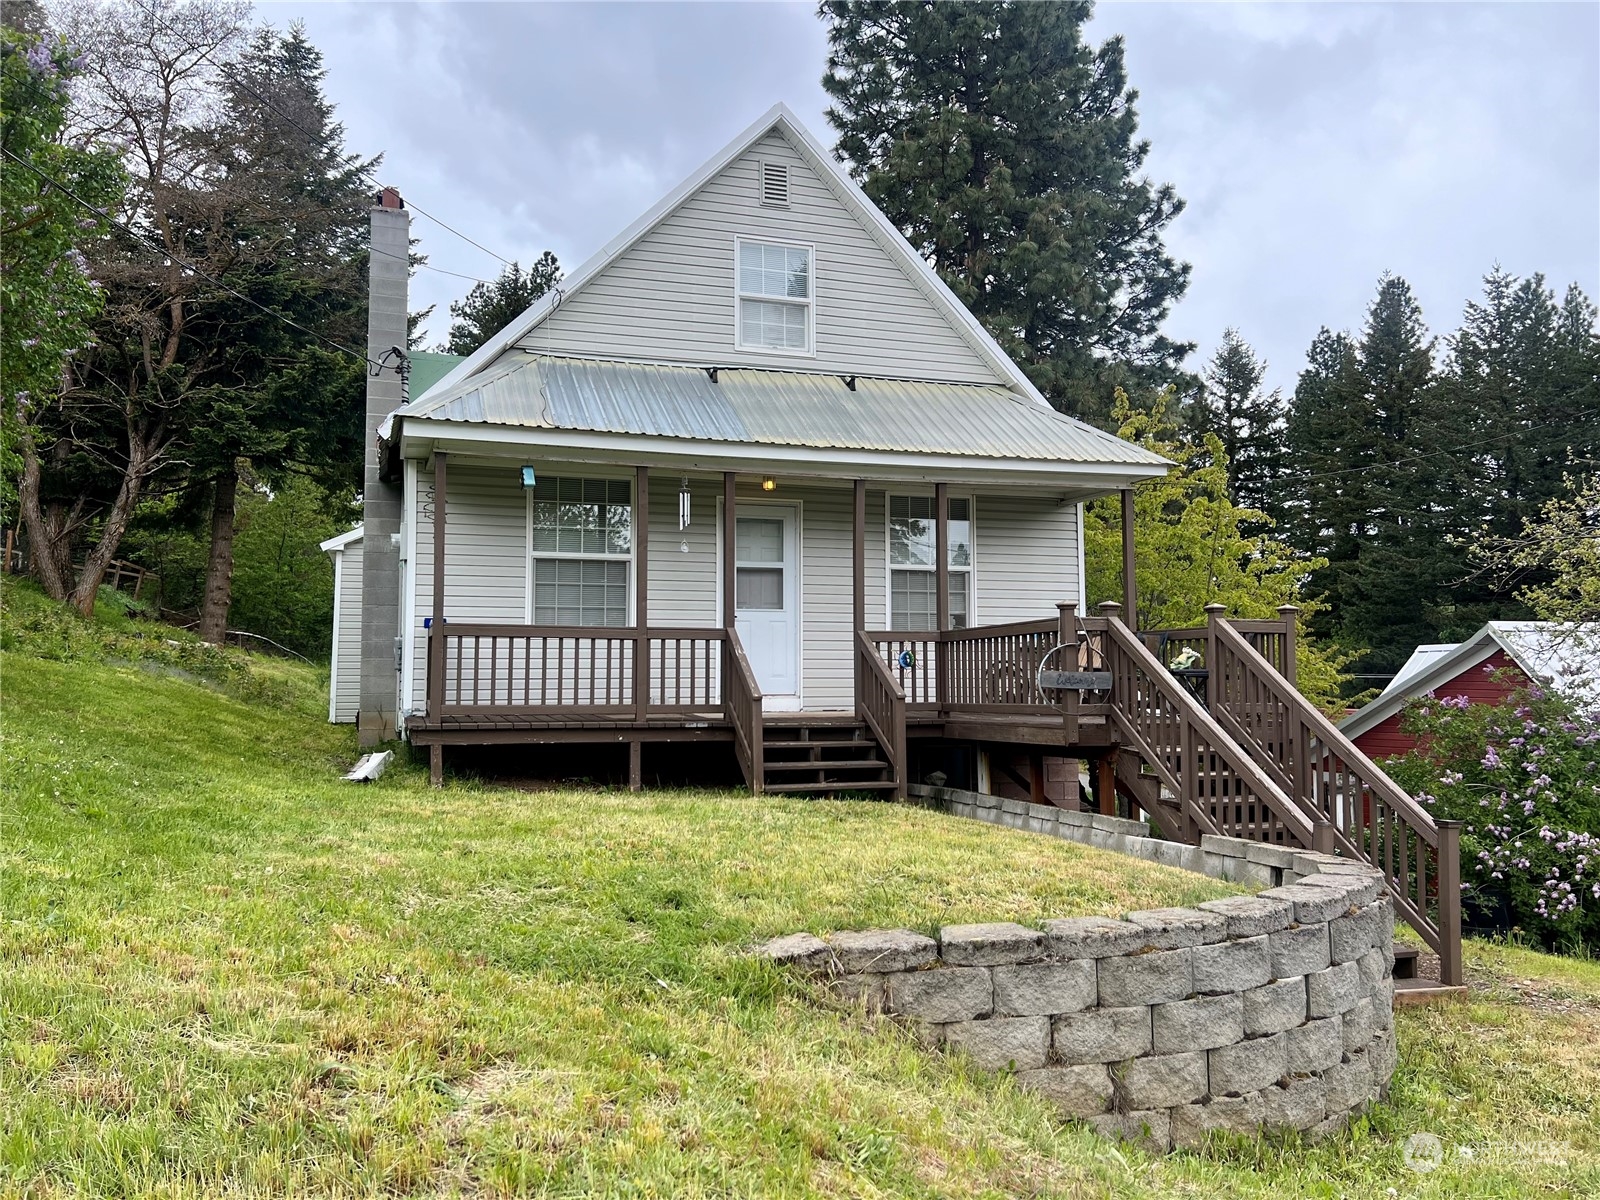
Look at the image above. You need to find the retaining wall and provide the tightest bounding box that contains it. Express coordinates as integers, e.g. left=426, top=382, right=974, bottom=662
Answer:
left=760, top=858, right=1396, bottom=1152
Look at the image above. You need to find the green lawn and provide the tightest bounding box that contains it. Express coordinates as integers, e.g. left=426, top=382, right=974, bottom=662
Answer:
left=2, top=593, right=1598, bottom=1197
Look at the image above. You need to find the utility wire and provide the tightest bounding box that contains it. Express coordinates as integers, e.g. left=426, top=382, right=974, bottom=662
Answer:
left=165, top=21, right=519, bottom=274
left=1294, top=404, right=1600, bottom=484
left=2, top=146, right=383, bottom=372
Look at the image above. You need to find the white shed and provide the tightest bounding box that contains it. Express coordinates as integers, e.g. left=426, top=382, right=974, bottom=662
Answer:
left=320, top=526, right=364, bottom=724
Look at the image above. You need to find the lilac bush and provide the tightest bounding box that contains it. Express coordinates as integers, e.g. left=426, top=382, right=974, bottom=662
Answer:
left=1386, top=667, right=1600, bottom=953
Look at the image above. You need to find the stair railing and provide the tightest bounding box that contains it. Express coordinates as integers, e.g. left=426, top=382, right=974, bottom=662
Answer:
left=1205, top=612, right=1463, bottom=985
left=724, top=628, right=764, bottom=794
left=855, top=630, right=907, bottom=799
left=1090, top=602, right=1309, bottom=847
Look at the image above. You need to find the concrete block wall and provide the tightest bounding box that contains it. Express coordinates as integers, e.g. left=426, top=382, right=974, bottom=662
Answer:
left=758, top=860, right=1396, bottom=1153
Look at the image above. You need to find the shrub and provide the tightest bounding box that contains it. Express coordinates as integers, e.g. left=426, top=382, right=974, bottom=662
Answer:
left=1386, top=668, right=1600, bottom=953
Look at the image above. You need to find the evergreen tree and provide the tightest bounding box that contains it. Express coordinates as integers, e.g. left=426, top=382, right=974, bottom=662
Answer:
left=1187, top=329, right=1287, bottom=518
left=445, top=253, right=561, bottom=356
left=820, top=0, right=1190, bottom=424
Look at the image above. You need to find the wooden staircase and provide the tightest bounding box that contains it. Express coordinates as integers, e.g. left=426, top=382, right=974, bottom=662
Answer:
left=760, top=715, right=899, bottom=795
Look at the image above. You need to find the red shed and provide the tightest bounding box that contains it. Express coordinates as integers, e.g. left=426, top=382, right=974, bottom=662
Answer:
left=1340, top=622, right=1600, bottom=759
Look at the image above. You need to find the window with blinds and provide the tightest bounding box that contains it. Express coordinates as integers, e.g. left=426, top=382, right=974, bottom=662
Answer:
left=528, top=476, right=632, bottom=626
left=888, top=494, right=971, bottom=631
left=735, top=238, right=812, bottom=354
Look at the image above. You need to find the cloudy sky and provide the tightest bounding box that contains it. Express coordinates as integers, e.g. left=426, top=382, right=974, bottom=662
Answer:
left=263, top=0, right=1599, bottom=392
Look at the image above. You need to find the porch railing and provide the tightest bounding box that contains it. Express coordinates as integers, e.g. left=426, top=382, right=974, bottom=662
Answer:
left=855, top=630, right=907, bottom=798
left=866, top=619, right=1064, bottom=716
left=1204, top=613, right=1462, bottom=984
left=724, top=628, right=763, bottom=792
left=425, top=624, right=727, bottom=715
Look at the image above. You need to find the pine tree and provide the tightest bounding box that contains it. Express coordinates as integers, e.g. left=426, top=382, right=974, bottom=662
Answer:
left=1187, top=329, right=1287, bottom=518
left=820, top=0, right=1190, bottom=424
left=445, top=253, right=562, bottom=356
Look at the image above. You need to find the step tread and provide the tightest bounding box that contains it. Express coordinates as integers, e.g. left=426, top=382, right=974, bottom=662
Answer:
left=762, top=738, right=873, bottom=749
left=762, top=780, right=902, bottom=793
left=763, top=758, right=886, bottom=771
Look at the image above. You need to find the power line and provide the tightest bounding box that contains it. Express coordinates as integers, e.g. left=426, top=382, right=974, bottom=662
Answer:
left=407, top=200, right=515, bottom=269
left=2, top=146, right=383, bottom=372
left=1295, top=405, right=1600, bottom=484
left=146, top=8, right=518, bottom=277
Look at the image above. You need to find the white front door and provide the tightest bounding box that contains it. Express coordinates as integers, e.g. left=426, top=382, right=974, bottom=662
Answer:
left=734, top=506, right=799, bottom=708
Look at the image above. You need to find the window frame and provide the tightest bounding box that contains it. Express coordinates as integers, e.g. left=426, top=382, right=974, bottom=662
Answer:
left=524, top=472, right=636, bottom=627
left=884, top=491, right=976, bottom=632
left=732, top=235, right=816, bottom=358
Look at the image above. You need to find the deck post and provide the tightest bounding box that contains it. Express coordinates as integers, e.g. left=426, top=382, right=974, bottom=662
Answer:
left=635, top=465, right=649, bottom=721
left=1097, top=753, right=1117, bottom=817
left=722, top=472, right=736, bottom=631
left=1203, top=602, right=1226, bottom=711
left=628, top=739, right=642, bottom=792
left=1437, top=820, right=1464, bottom=986
left=1119, top=487, right=1137, bottom=633
left=935, top=482, right=950, bottom=715
left=429, top=743, right=442, bottom=788
left=1057, top=601, right=1079, bottom=744
left=427, top=451, right=447, bottom=724
left=1277, top=604, right=1300, bottom=687
left=852, top=480, right=866, bottom=631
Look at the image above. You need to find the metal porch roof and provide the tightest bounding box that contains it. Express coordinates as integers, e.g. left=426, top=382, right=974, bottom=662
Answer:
left=382, top=353, right=1169, bottom=469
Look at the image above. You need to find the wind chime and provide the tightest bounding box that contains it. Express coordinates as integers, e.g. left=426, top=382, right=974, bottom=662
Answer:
left=678, top=476, right=692, bottom=552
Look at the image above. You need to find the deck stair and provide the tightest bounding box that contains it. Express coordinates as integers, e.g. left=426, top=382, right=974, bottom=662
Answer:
left=760, top=715, right=898, bottom=795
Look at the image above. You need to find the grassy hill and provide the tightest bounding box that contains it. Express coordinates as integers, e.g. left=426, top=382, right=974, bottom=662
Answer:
left=2, top=582, right=1597, bottom=1198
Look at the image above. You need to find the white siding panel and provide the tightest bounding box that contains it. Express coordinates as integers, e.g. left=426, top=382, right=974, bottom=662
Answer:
left=647, top=472, right=717, bottom=627
left=330, top=540, right=363, bottom=723
left=973, top=494, right=1080, bottom=625
left=408, top=462, right=529, bottom=712
left=524, top=131, right=1000, bottom=385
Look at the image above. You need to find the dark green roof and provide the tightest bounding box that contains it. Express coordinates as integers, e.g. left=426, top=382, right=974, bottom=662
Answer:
left=407, top=351, right=465, bottom=400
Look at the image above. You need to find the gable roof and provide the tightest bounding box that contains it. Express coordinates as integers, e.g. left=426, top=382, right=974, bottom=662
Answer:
left=412, top=103, right=1053, bottom=411
left=382, top=352, right=1168, bottom=471
left=1340, top=621, right=1600, bottom=739
left=319, top=526, right=363, bottom=553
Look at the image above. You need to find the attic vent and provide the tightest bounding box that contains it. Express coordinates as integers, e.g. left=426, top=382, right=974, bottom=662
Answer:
left=759, top=161, right=790, bottom=208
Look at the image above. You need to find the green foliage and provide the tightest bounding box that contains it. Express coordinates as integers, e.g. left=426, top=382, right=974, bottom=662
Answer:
left=1282, top=269, right=1599, bottom=674
left=1471, top=472, right=1600, bottom=624
left=3, top=635, right=1600, bottom=1194
left=0, top=575, right=324, bottom=715
left=445, top=252, right=562, bottom=356
left=0, top=27, right=122, bottom=524
left=821, top=0, right=1190, bottom=424
left=1186, top=328, right=1287, bottom=519
left=1085, top=389, right=1356, bottom=711
left=1385, top=676, right=1600, bottom=953
left=123, top=475, right=353, bottom=658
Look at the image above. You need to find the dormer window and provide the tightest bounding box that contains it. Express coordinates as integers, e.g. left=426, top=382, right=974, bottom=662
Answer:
left=736, top=238, right=813, bottom=354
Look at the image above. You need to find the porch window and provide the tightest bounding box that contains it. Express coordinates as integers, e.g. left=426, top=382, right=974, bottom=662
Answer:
left=736, top=238, right=812, bottom=353
left=888, top=494, right=970, bottom=631
left=528, top=476, right=632, bottom=626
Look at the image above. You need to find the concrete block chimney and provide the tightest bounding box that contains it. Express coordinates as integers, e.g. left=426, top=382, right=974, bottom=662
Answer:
left=358, top=187, right=410, bottom=746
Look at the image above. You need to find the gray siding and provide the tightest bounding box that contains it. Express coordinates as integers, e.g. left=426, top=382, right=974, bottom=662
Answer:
left=522, top=130, right=1001, bottom=385
left=973, top=493, right=1080, bottom=624
left=408, top=462, right=531, bottom=712
left=399, top=462, right=1080, bottom=716
left=330, top=539, right=363, bottom=723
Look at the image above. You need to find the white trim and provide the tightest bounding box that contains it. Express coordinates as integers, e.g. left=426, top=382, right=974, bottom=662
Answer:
left=732, top=235, right=816, bottom=358
left=716, top=494, right=806, bottom=709
left=327, top=546, right=344, bottom=723
left=401, top=459, right=418, bottom=716
left=1076, top=501, right=1088, bottom=612
left=404, top=103, right=1054, bottom=413
left=319, top=525, right=363, bottom=553
left=400, top=419, right=1169, bottom=491
left=882, top=489, right=975, bottom=631
left=522, top=471, right=638, bottom=627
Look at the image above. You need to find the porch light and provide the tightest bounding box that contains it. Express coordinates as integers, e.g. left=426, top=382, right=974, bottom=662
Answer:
left=761, top=476, right=776, bottom=492
left=520, top=465, right=537, bottom=488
